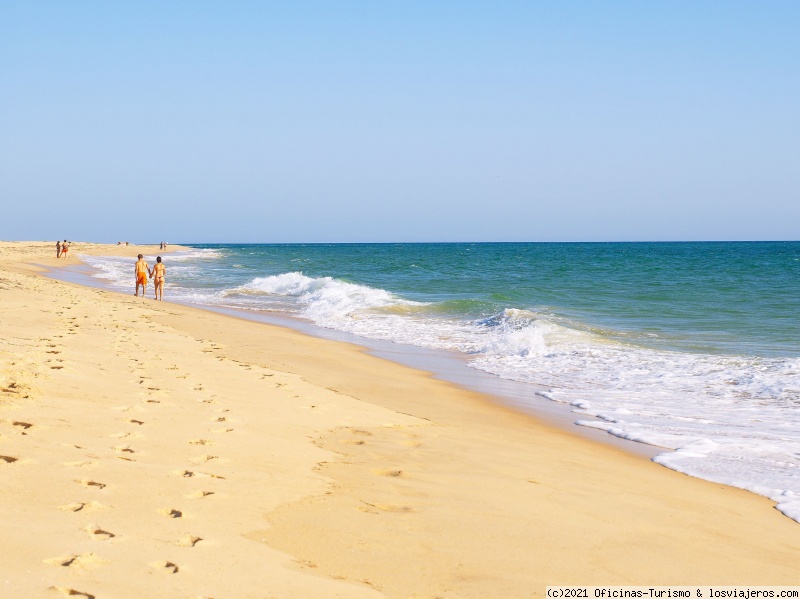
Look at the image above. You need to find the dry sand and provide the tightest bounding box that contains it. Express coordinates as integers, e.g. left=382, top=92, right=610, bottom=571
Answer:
left=0, top=241, right=798, bottom=599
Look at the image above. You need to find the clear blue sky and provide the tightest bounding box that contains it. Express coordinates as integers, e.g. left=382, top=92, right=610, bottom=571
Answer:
left=1, top=1, right=798, bottom=243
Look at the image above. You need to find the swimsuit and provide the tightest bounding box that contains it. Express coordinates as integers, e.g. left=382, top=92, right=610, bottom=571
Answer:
left=136, top=262, right=148, bottom=285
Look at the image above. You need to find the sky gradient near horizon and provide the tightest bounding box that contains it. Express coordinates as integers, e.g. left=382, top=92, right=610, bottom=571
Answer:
left=2, top=1, right=798, bottom=243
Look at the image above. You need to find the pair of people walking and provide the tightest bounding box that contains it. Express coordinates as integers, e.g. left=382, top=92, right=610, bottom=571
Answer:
left=135, top=254, right=166, bottom=301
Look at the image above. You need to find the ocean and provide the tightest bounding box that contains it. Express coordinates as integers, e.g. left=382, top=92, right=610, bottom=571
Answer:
left=80, top=242, right=800, bottom=521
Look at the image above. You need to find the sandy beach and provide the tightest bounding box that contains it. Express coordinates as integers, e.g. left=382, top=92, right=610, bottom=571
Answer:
left=1, top=241, right=798, bottom=599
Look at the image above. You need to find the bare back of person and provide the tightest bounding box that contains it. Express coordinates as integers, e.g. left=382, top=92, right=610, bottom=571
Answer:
left=134, top=256, right=149, bottom=297
left=152, top=258, right=166, bottom=301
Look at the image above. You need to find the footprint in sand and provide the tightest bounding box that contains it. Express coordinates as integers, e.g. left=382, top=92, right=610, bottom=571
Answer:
left=50, top=586, right=96, bottom=598
left=59, top=501, right=105, bottom=513
left=189, top=439, right=215, bottom=446
left=44, top=553, right=107, bottom=569
left=178, top=469, right=226, bottom=480
left=76, top=479, right=106, bottom=490
left=82, top=525, right=115, bottom=540
left=13, top=421, right=34, bottom=433
left=185, top=490, right=214, bottom=499
left=152, top=560, right=179, bottom=574
left=159, top=508, right=183, bottom=518
left=175, top=535, right=203, bottom=547
left=374, top=469, right=405, bottom=478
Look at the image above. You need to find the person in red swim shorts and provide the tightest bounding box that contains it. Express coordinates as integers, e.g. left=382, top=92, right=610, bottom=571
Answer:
left=134, top=254, right=149, bottom=297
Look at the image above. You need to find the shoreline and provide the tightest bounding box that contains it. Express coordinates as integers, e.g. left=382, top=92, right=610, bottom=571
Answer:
left=49, top=256, right=662, bottom=460
left=2, top=241, right=799, bottom=597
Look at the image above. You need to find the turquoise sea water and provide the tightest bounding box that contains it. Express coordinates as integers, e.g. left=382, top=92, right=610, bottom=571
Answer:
left=82, top=242, right=800, bottom=521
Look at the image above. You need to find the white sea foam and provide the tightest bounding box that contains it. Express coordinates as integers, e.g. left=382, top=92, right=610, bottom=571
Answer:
left=159, top=249, right=224, bottom=262
left=78, top=260, right=800, bottom=523
left=469, top=310, right=800, bottom=521
left=230, top=272, right=418, bottom=318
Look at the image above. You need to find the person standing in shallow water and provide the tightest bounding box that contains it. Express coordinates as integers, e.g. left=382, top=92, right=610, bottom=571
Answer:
left=134, top=254, right=149, bottom=297
left=150, top=256, right=166, bottom=301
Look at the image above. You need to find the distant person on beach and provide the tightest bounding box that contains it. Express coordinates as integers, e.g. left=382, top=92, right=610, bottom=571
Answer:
left=134, top=254, right=149, bottom=297
left=60, top=240, right=69, bottom=258
left=150, top=256, right=166, bottom=301
left=55, top=240, right=61, bottom=258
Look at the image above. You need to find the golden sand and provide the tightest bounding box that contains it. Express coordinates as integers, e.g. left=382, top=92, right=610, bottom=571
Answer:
left=1, top=241, right=798, bottom=599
